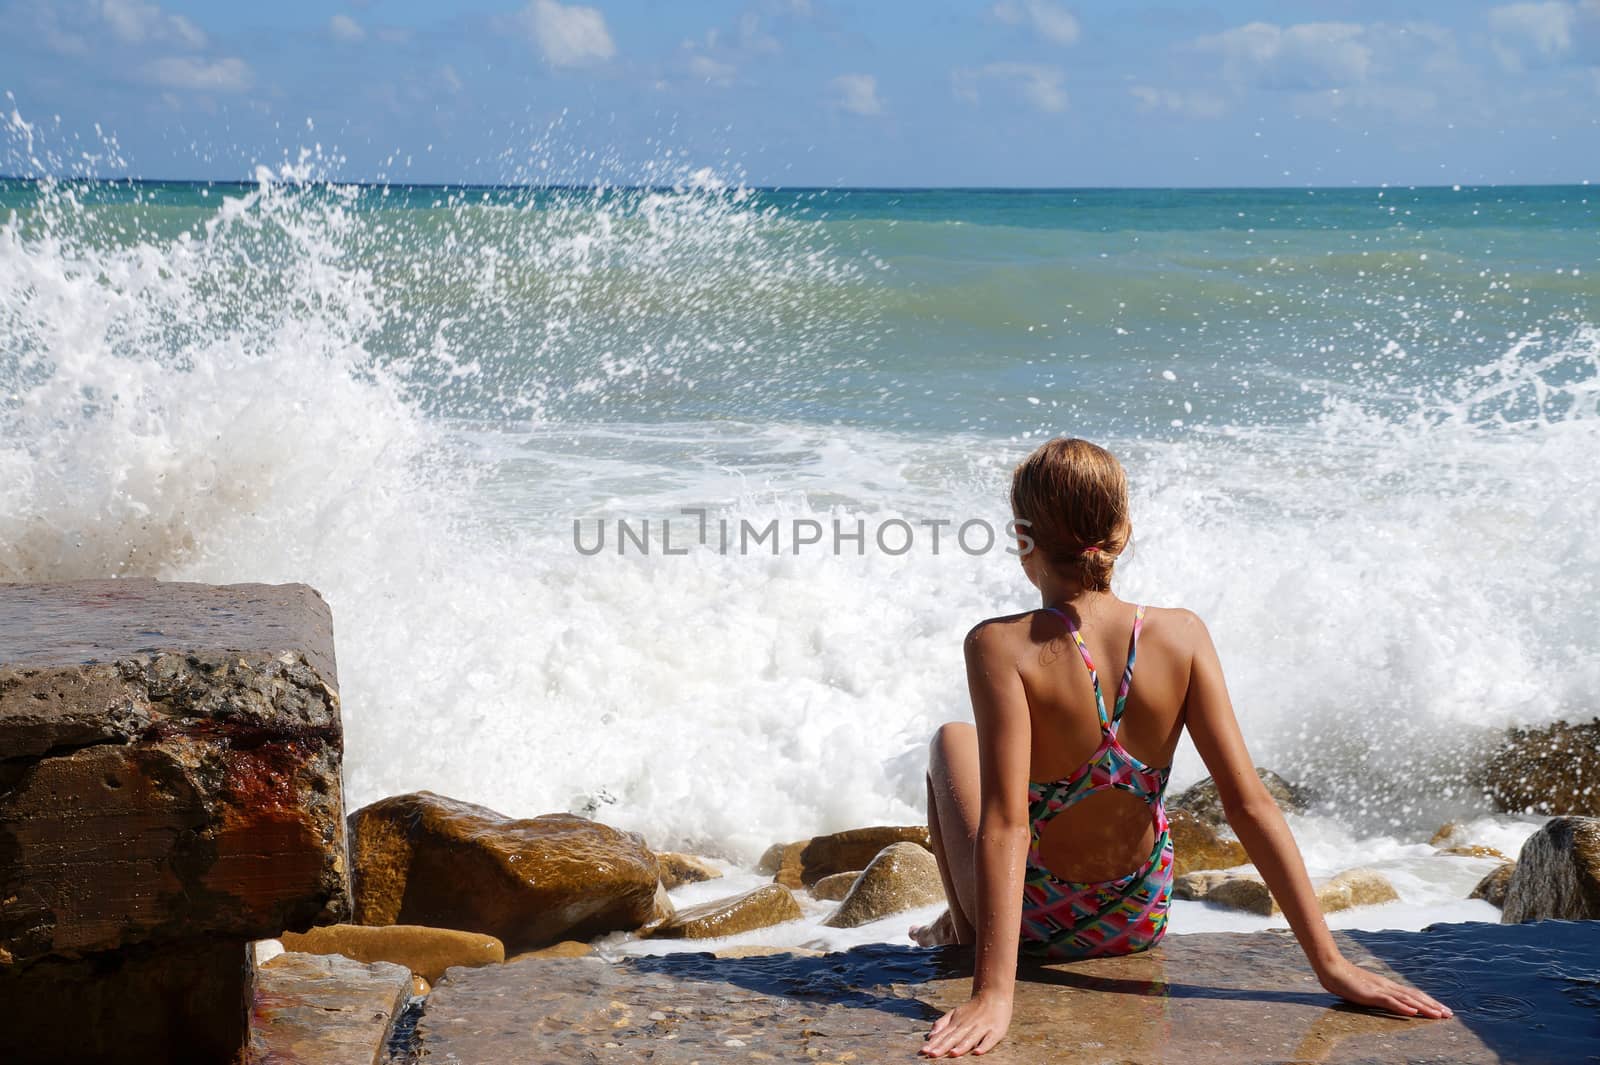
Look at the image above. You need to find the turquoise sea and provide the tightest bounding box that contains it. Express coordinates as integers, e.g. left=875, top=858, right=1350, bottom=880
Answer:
left=2, top=174, right=1596, bottom=943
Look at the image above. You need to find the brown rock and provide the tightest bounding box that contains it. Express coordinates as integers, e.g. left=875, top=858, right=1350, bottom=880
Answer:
left=1470, top=863, right=1515, bottom=908
left=810, top=870, right=862, bottom=902
left=417, top=922, right=1600, bottom=1063
left=714, top=945, right=825, bottom=959
left=649, top=885, right=804, bottom=939
left=348, top=792, right=658, bottom=953
left=510, top=940, right=595, bottom=960
left=769, top=825, right=932, bottom=888
left=657, top=852, right=723, bottom=890
left=1501, top=815, right=1600, bottom=923
left=1170, top=808, right=1249, bottom=874
left=823, top=842, right=946, bottom=928
left=1175, top=868, right=1398, bottom=916
left=1171, top=767, right=1310, bottom=826
left=248, top=951, right=412, bottom=1065
left=278, top=923, right=504, bottom=983
left=1479, top=718, right=1600, bottom=816
left=1442, top=844, right=1508, bottom=861
left=1428, top=822, right=1459, bottom=846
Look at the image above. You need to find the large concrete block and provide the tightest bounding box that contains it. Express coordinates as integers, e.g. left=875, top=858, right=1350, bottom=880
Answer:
left=0, top=579, right=351, bottom=1063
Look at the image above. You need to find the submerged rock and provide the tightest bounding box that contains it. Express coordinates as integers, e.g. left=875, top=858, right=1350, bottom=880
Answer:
left=1175, top=868, right=1397, bottom=916
left=1470, top=862, right=1515, bottom=908
left=824, top=842, right=946, bottom=928
left=415, top=922, right=1600, bottom=1063
left=348, top=792, right=659, bottom=953
left=649, top=884, right=804, bottom=939
left=278, top=923, right=504, bottom=983
left=1479, top=718, right=1600, bottom=816
left=767, top=825, right=933, bottom=888
left=1169, top=808, right=1249, bottom=874
left=1501, top=815, right=1600, bottom=923
left=657, top=852, right=723, bottom=890
left=1170, top=767, right=1310, bottom=825
left=810, top=870, right=863, bottom=901
left=509, top=940, right=595, bottom=960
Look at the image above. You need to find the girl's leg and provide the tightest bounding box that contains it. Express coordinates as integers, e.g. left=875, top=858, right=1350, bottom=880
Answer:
left=916, top=721, right=982, bottom=945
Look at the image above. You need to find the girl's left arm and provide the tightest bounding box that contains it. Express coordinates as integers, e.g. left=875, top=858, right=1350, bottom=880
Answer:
left=921, top=622, right=1032, bottom=1059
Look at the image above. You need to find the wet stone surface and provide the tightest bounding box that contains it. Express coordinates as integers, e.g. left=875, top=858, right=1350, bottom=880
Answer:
left=413, top=921, right=1600, bottom=1064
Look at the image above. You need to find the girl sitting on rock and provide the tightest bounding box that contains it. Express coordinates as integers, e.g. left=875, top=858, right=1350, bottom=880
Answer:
left=913, top=437, right=1450, bottom=1058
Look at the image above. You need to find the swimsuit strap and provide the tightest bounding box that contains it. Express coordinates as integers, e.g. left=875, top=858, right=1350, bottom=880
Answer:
left=1048, top=604, right=1147, bottom=734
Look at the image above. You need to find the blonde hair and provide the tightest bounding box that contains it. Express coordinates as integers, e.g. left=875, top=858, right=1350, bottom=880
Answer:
left=1010, top=437, right=1131, bottom=592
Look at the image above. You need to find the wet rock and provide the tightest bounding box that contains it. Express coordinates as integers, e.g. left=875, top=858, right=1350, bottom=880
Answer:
left=810, top=870, right=863, bottom=901
left=1479, top=718, right=1600, bottom=816
left=348, top=792, right=658, bottom=953
left=1470, top=862, right=1515, bottom=908
left=248, top=951, right=412, bottom=1065
left=416, top=922, right=1600, bottom=1063
left=823, top=842, right=946, bottom=928
left=657, top=852, right=723, bottom=890
left=278, top=923, right=504, bottom=983
left=649, top=885, right=803, bottom=939
left=714, top=945, right=824, bottom=959
left=1175, top=868, right=1398, bottom=916
left=767, top=825, right=933, bottom=888
left=1170, top=767, right=1310, bottom=825
left=509, top=940, right=595, bottom=960
left=1501, top=815, right=1600, bottom=923
left=1169, top=807, right=1249, bottom=874
left=1442, top=844, right=1508, bottom=861
left=1428, top=822, right=1460, bottom=846
left=412, top=973, right=431, bottom=996
left=0, top=579, right=349, bottom=1065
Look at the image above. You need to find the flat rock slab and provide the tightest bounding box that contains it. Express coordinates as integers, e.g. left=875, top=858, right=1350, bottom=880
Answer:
left=251, top=952, right=413, bottom=1065
left=415, top=921, right=1600, bottom=1064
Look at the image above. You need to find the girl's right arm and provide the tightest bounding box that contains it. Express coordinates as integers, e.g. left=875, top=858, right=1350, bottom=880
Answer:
left=1178, top=611, right=1452, bottom=1020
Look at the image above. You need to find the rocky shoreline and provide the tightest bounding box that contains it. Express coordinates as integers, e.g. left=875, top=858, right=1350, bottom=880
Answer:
left=3, top=579, right=1599, bottom=1063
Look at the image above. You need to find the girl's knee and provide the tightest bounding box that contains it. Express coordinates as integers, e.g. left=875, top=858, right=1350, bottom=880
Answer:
left=928, top=721, right=977, bottom=767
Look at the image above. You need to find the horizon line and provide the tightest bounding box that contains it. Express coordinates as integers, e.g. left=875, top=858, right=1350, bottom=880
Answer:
left=0, top=175, right=1593, bottom=195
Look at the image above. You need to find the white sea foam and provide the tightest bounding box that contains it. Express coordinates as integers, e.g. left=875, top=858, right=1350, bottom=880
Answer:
left=1, top=165, right=1593, bottom=941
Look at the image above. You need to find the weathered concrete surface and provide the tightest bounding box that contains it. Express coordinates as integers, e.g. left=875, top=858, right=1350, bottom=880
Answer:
left=414, top=921, right=1600, bottom=1064
left=349, top=792, right=658, bottom=953
left=0, top=579, right=349, bottom=961
left=0, top=579, right=349, bottom=1065
left=0, top=939, right=253, bottom=1065
left=250, top=951, right=413, bottom=1065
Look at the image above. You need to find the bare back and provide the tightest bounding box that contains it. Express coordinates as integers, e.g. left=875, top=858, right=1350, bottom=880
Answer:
left=985, top=597, right=1195, bottom=883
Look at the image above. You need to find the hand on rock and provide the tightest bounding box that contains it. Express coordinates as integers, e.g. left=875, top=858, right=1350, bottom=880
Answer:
left=919, top=991, right=1012, bottom=1057
left=1318, top=958, right=1453, bottom=1019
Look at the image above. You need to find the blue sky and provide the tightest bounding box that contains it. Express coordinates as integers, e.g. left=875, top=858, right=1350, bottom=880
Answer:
left=3, top=0, right=1598, bottom=186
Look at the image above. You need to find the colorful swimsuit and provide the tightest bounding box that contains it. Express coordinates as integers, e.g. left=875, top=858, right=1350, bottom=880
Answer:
left=1019, top=604, right=1174, bottom=961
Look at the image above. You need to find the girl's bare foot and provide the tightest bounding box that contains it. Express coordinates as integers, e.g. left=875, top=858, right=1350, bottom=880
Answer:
left=910, top=908, right=959, bottom=947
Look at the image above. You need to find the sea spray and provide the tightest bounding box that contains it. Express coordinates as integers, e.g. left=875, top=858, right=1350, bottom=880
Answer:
left=2, top=134, right=1597, bottom=867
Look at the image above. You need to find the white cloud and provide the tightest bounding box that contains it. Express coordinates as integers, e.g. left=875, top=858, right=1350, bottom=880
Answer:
left=689, top=54, right=737, bottom=87
left=1488, top=1, right=1600, bottom=68
left=991, top=0, right=1080, bottom=45
left=99, top=0, right=206, bottom=49
left=1129, top=85, right=1227, bottom=119
left=520, top=0, right=616, bottom=67
left=954, top=62, right=1067, bottom=112
left=329, top=14, right=365, bottom=43
left=143, top=55, right=252, bottom=92
left=830, top=73, right=884, bottom=116
left=1194, top=21, right=1373, bottom=90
